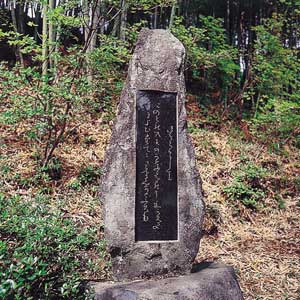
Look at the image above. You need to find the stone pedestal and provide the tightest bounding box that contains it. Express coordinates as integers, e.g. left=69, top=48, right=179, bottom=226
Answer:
left=92, top=262, right=243, bottom=300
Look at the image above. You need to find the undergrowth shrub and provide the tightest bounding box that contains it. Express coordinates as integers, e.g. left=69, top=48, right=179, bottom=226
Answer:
left=0, top=62, right=90, bottom=168
left=223, top=163, right=268, bottom=209
left=78, top=166, right=103, bottom=185
left=0, top=193, right=105, bottom=300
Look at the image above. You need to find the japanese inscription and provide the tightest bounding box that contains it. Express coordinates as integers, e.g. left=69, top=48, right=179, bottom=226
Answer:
left=135, top=90, right=178, bottom=241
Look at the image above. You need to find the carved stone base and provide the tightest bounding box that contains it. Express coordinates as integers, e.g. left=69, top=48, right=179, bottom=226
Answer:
left=91, top=262, right=243, bottom=300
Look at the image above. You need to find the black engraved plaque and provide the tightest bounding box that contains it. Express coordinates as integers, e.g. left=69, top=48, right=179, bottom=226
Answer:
left=135, top=90, right=178, bottom=241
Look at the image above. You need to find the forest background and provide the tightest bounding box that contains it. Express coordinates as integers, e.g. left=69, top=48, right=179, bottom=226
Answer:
left=0, top=0, right=299, bottom=299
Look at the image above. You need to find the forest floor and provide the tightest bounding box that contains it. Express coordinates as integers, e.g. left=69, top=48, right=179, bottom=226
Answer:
left=0, top=96, right=299, bottom=300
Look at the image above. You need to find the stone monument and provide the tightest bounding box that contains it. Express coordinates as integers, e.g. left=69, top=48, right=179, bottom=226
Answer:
left=95, top=29, right=243, bottom=300
left=100, top=28, right=204, bottom=280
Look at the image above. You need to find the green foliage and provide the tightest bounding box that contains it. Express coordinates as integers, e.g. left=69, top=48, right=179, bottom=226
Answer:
left=83, top=34, right=131, bottom=114
left=88, top=34, right=130, bottom=76
left=171, top=16, right=239, bottom=101
left=65, top=165, right=102, bottom=190
left=0, top=23, right=132, bottom=166
left=246, top=14, right=300, bottom=147
left=171, top=17, right=208, bottom=69
left=129, top=0, right=175, bottom=11
left=223, top=163, right=268, bottom=209
left=125, top=21, right=148, bottom=47
left=78, top=165, right=103, bottom=185
left=40, top=157, right=63, bottom=180
left=0, top=29, right=40, bottom=56
left=0, top=193, right=104, bottom=299
left=224, top=181, right=265, bottom=208
left=66, top=178, right=82, bottom=191
left=47, top=5, right=81, bottom=28
left=0, top=61, right=90, bottom=166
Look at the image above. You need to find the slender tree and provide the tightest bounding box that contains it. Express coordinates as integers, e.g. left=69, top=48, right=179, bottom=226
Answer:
left=49, top=0, right=55, bottom=69
left=120, top=0, right=127, bottom=41
left=42, top=0, right=48, bottom=78
left=169, top=0, right=177, bottom=29
left=10, top=0, right=24, bottom=66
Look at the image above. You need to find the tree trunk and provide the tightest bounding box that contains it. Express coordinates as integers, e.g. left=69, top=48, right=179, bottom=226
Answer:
left=169, top=1, right=177, bottom=29
left=34, top=3, right=41, bottom=42
left=177, top=0, right=181, bottom=17
left=111, top=14, right=120, bottom=37
left=17, top=2, right=25, bottom=34
left=85, top=0, right=103, bottom=83
left=42, top=1, right=48, bottom=78
left=10, top=4, right=24, bottom=66
left=100, top=1, right=106, bottom=34
left=153, top=6, right=158, bottom=29
left=54, top=0, right=65, bottom=80
left=83, top=0, right=92, bottom=82
left=49, top=0, right=56, bottom=70
left=226, top=0, right=230, bottom=42
left=120, top=0, right=127, bottom=41
left=89, top=0, right=101, bottom=51
left=83, top=0, right=90, bottom=48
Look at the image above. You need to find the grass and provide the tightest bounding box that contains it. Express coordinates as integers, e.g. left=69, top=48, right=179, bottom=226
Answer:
left=0, top=92, right=299, bottom=299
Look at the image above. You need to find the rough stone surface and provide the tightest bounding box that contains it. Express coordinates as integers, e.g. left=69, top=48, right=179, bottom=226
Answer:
left=92, top=262, right=244, bottom=300
left=100, top=29, right=205, bottom=280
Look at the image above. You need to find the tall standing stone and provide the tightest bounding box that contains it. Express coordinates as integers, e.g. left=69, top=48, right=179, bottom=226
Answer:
left=100, top=29, right=205, bottom=280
